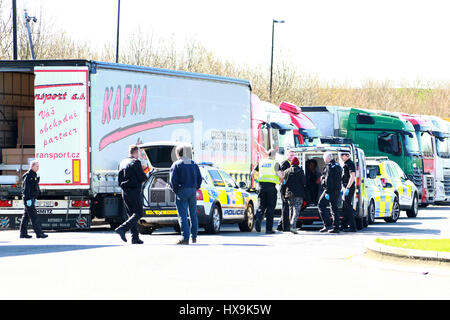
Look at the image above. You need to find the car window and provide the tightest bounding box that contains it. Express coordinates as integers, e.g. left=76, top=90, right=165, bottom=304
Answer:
left=392, top=162, right=405, bottom=178
left=386, top=162, right=398, bottom=178
left=208, top=169, right=226, bottom=187
left=219, top=170, right=237, bottom=188
left=151, top=176, right=169, bottom=188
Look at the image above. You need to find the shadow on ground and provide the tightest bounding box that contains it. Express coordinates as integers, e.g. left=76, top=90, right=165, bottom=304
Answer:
left=0, top=244, right=118, bottom=258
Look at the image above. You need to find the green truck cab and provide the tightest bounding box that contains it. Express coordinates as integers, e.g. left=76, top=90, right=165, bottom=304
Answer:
left=301, top=106, right=423, bottom=198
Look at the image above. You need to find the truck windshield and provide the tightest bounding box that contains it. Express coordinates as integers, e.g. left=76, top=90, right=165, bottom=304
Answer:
left=436, top=137, right=450, bottom=158
left=402, top=133, right=420, bottom=155
left=418, top=131, right=433, bottom=157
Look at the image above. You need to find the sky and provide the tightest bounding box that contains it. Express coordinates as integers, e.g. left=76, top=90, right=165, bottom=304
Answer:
left=4, top=0, right=450, bottom=87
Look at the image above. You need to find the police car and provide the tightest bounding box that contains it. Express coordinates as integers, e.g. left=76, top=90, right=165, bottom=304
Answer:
left=366, top=157, right=419, bottom=219
left=364, top=166, right=400, bottom=223
left=136, top=142, right=257, bottom=234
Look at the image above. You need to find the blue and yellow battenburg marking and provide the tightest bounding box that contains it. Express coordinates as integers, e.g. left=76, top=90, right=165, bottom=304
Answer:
left=374, top=192, right=393, bottom=217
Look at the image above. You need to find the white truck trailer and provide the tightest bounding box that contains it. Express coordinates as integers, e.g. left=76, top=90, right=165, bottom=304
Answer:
left=0, top=60, right=254, bottom=230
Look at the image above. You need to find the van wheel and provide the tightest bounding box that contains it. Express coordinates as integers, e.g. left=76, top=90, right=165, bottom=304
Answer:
left=406, top=194, right=419, bottom=218
left=205, top=204, right=221, bottom=234
left=355, top=216, right=364, bottom=230
left=238, top=204, right=254, bottom=232
left=368, top=200, right=376, bottom=224
left=137, top=225, right=155, bottom=235
left=385, top=197, right=400, bottom=223
left=173, top=224, right=181, bottom=234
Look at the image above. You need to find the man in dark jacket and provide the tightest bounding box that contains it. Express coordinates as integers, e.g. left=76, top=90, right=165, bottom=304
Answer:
left=169, top=144, right=202, bottom=245
left=277, top=149, right=294, bottom=232
left=19, top=160, right=47, bottom=238
left=115, top=145, right=148, bottom=244
left=283, top=156, right=306, bottom=234
left=318, top=152, right=342, bottom=233
left=340, top=152, right=357, bottom=232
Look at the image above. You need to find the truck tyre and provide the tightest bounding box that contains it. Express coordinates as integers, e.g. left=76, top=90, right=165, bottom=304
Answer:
left=238, top=203, right=254, bottom=232
left=205, top=204, right=221, bottom=234
left=137, top=224, right=155, bottom=235
left=368, top=200, right=376, bottom=224
left=406, top=194, right=419, bottom=218
left=385, top=197, right=400, bottom=223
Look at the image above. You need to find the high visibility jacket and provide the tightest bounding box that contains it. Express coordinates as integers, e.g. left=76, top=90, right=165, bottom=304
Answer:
left=258, top=159, right=280, bottom=184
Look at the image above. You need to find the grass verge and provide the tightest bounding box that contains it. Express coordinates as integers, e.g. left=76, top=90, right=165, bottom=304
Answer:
left=375, top=238, right=450, bottom=252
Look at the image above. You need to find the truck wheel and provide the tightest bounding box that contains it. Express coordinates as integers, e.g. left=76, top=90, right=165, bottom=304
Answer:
left=137, top=224, right=155, bottom=235
left=406, top=194, right=419, bottom=218
left=368, top=200, right=376, bottom=224
left=238, top=203, right=254, bottom=232
left=385, top=197, right=400, bottom=223
left=205, top=204, right=221, bottom=234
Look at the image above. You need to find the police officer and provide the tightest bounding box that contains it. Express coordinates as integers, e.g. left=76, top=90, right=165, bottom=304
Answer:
left=115, top=145, right=148, bottom=244
left=251, top=149, right=283, bottom=234
left=340, top=152, right=357, bottom=232
left=19, top=160, right=47, bottom=239
left=277, top=149, right=294, bottom=232
left=318, top=152, right=342, bottom=233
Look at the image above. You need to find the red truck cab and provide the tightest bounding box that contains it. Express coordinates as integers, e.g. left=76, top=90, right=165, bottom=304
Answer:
left=279, top=102, right=321, bottom=146
left=398, top=113, right=436, bottom=205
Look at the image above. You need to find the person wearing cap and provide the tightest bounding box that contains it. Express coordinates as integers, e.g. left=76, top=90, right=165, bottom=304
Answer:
left=340, top=152, right=357, bottom=232
left=283, top=156, right=306, bottom=234
left=318, top=152, right=342, bottom=233
left=251, top=149, right=283, bottom=234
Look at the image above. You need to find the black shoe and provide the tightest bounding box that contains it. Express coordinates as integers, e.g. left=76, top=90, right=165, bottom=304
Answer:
left=177, top=239, right=189, bottom=245
left=255, top=219, right=261, bottom=232
left=343, top=228, right=356, bottom=232
left=131, top=238, right=144, bottom=244
left=115, top=228, right=127, bottom=242
left=36, top=233, right=48, bottom=238
left=319, top=227, right=330, bottom=233
left=265, top=230, right=275, bottom=234
left=20, top=234, right=32, bottom=239
left=328, top=228, right=340, bottom=234
left=192, top=237, right=197, bottom=244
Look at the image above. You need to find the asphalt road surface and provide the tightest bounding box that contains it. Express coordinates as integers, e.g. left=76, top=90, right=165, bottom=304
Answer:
left=0, top=206, right=449, bottom=300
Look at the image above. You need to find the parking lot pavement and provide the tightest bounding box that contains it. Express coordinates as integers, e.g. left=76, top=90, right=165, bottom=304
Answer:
left=0, top=206, right=449, bottom=299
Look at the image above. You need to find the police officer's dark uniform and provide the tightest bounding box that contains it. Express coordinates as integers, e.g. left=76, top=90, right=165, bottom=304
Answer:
left=115, top=156, right=148, bottom=244
left=341, top=156, right=357, bottom=232
left=277, top=159, right=291, bottom=232
left=19, top=169, right=47, bottom=238
left=318, top=158, right=342, bottom=233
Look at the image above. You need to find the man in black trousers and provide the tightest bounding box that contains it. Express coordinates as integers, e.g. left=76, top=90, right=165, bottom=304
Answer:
left=318, top=152, right=342, bottom=233
left=277, top=149, right=294, bottom=232
left=340, top=152, right=357, bottom=232
left=19, top=160, right=47, bottom=239
left=115, top=145, right=148, bottom=244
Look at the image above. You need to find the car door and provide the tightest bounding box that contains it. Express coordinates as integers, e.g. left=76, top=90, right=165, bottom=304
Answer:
left=218, top=169, right=246, bottom=219
left=386, top=161, right=407, bottom=206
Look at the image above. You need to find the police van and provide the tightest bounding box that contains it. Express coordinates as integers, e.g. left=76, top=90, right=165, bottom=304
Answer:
left=290, top=138, right=369, bottom=230
left=366, top=157, right=419, bottom=218
left=137, top=142, right=257, bottom=234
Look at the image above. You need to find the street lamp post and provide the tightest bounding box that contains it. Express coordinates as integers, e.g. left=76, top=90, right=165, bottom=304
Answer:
left=116, top=0, right=120, bottom=63
left=269, top=19, right=285, bottom=102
